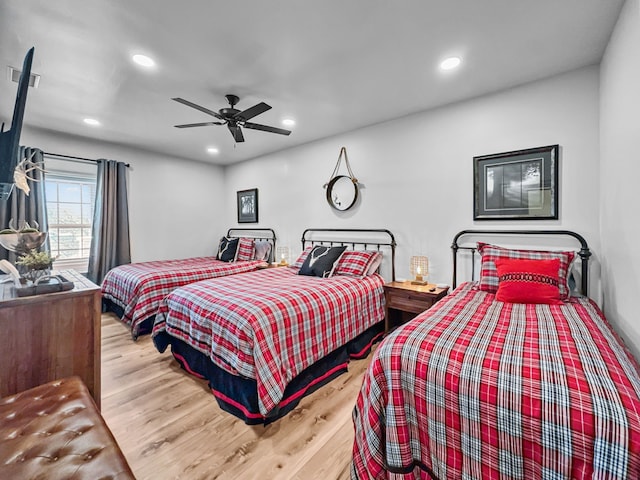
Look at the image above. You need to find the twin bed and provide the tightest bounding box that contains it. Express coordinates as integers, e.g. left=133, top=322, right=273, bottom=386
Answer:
left=152, top=228, right=396, bottom=424
left=351, top=230, right=640, bottom=479
left=101, top=228, right=276, bottom=339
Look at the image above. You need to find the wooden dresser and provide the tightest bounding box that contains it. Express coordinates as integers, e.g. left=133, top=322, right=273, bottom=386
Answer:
left=0, top=270, right=102, bottom=408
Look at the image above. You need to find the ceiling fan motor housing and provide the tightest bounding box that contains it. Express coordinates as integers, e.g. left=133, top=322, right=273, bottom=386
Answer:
left=220, top=94, right=241, bottom=118
left=220, top=107, right=240, bottom=117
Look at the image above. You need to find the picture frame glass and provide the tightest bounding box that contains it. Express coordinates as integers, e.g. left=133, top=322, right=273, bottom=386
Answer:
left=237, top=188, right=258, bottom=223
left=474, top=145, right=558, bottom=220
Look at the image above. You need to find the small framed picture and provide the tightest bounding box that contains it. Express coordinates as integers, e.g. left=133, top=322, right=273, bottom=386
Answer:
left=474, top=145, right=559, bottom=220
left=237, top=188, right=258, bottom=223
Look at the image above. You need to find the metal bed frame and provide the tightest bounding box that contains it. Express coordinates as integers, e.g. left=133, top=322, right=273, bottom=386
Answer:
left=227, top=227, right=277, bottom=262
left=451, top=229, right=591, bottom=295
left=301, top=228, right=396, bottom=281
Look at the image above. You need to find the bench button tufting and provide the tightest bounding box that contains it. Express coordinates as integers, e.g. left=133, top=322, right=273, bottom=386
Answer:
left=0, top=378, right=135, bottom=478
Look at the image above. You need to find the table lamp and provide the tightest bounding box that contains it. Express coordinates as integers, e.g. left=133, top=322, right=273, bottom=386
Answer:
left=410, top=255, right=429, bottom=285
left=276, top=246, right=290, bottom=266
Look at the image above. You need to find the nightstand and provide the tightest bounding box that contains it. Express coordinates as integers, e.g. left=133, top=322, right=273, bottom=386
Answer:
left=257, top=262, right=289, bottom=269
left=384, top=281, right=449, bottom=332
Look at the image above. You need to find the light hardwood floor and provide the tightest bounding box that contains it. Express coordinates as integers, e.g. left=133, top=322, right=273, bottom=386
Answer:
left=100, top=313, right=372, bottom=480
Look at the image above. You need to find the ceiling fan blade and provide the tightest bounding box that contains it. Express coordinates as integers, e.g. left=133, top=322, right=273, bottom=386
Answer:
left=172, top=97, right=225, bottom=120
left=227, top=123, right=245, bottom=142
left=234, top=102, right=271, bottom=122
left=243, top=122, right=292, bottom=136
left=174, top=121, right=224, bottom=128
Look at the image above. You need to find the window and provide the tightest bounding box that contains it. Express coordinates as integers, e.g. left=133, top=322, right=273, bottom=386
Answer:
left=45, top=173, right=96, bottom=272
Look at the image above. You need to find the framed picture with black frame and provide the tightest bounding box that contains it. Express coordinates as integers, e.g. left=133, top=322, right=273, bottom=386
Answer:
left=237, top=188, right=258, bottom=223
left=473, top=144, right=559, bottom=220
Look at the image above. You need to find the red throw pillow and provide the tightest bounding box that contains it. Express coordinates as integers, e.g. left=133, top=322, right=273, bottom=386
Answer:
left=477, top=242, right=574, bottom=300
left=334, top=250, right=381, bottom=277
left=235, top=237, right=255, bottom=261
left=495, top=258, right=563, bottom=305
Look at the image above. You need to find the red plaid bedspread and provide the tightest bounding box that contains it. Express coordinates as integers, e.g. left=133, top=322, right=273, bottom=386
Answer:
left=352, top=282, right=640, bottom=479
left=153, top=267, right=385, bottom=415
left=101, top=257, right=264, bottom=333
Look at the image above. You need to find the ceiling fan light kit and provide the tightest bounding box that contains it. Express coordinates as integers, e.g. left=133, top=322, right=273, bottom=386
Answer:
left=172, top=94, right=292, bottom=143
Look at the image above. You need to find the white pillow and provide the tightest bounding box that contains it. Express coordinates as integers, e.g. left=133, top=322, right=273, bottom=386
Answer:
left=366, top=252, right=383, bottom=276
left=254, top=240, right=272, bottom=262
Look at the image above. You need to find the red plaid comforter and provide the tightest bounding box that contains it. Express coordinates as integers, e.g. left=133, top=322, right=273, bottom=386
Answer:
left=101, top=257, right=264, bottom=333
left=153, top=267, right=385, bottom=415
left=352, top=282, right=640, bottom=479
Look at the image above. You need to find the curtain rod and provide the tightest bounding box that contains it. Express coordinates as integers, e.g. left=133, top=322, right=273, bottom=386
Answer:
left=44, top=152, right=130, bottom=168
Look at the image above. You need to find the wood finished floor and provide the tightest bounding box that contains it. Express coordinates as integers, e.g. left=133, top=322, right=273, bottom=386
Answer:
left=100, top=313, right=372, bottom=480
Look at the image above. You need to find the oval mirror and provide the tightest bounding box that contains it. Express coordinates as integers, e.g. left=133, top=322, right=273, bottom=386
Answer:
left=326, top=175, right=359, bottom=211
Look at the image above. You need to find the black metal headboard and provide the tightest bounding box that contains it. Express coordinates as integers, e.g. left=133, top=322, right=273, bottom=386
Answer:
left=451, top=229, right=591, bottom=295
left=227, top=228, right=277, bottom=262
left=301, top=228, right=396, bottom=281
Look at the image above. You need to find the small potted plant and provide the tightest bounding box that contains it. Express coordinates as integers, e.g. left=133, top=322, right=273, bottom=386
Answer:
left=16, top=249, right=54, bottom=284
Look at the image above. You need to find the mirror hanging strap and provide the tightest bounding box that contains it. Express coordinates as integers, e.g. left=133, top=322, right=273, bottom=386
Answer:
left=323, top=147, right=358, bottom=188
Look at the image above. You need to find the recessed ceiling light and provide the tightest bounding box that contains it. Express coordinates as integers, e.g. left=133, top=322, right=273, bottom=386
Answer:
left=440, top=56, right=461, bottom=71
left=132, top=54, right=155, bottom=67
left=282, top=118, right=296, bottom=127
left=83, top=118, right=100, bottom=126
left=207, top=147, right=219, bottom=155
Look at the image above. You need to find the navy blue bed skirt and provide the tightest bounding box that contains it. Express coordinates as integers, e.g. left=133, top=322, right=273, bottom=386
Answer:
left=153, top=322, right=383, bottom=425
left=102, top=298, right=154, bottom=340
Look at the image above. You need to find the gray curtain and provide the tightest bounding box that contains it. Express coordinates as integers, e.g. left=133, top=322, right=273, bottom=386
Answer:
left=0, top=147, right=49, bottom=262
left=87, top=159, right=131, bottom=284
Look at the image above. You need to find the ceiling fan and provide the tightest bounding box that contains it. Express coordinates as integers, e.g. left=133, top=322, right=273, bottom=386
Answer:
left=171, top=94, right=292, bottom=143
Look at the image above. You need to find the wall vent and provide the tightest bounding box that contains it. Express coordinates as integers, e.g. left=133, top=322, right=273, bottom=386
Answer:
left=6, top=66, right=40, bottom=88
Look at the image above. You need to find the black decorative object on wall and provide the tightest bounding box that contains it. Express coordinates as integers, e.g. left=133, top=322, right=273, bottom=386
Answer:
left=237, top=188, right=258, bottom=223
left=474, top=145, right=559, bottom=220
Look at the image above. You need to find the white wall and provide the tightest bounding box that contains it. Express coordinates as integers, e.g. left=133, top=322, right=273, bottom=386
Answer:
left=21, top=126, right=226, bottom=262
left=600, top=0, right=640, bottom=359
left=225, top=67, right=601, bottom=294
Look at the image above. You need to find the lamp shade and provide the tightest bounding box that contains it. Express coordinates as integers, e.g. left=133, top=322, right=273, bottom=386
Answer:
left=410, top=255, right=429, bottom=284
left=276, top=246, right=290, bottom=265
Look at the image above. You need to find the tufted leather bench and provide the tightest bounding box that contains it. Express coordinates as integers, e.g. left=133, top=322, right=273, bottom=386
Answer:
left=0, top=376, right=135, bottom=479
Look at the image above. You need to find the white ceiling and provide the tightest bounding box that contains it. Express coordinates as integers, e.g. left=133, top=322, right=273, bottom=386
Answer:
left=0, top=0, right=625, bottom=165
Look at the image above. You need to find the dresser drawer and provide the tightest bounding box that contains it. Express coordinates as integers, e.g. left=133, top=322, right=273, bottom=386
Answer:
left=386, top=290, right=433, bottom=314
